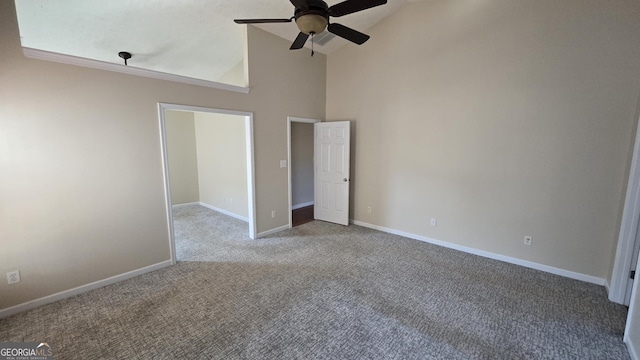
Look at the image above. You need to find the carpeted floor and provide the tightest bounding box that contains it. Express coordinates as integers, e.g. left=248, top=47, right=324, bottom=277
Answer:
left=0, top=205, right=630, bottom=359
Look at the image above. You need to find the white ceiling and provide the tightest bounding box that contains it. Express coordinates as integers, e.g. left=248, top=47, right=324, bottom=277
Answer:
left=14, top=0, right=409, bottom=83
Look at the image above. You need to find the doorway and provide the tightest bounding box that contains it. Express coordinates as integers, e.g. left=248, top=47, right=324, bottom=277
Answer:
left=288, top=117, right=320, bottom=228
left=159, top=103, right=257, bottom=265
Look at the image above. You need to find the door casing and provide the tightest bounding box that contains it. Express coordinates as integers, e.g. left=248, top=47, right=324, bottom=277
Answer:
left=611, top=112, right=640, bottom=305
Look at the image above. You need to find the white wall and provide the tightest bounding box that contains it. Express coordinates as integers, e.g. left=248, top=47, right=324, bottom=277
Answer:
left=326, top=0, right=640, bottom=280
left=165, top=110, right=199, bottom=205
left=194, top=112, right=248, bottom=218
left=0, top=0, right=326, bottom=310
left=291, top=122, right=314, bottom=207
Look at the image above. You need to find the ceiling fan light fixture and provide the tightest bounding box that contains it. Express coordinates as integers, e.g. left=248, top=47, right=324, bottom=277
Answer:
left=296, top=14, right=328, bottom=35
left=234, top=0, right=388, bottom=50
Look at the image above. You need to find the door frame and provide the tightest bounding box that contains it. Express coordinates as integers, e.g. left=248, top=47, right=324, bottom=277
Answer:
left=611, top=114, right=640, bottom=305
left=287, top=116, right=321, bottom=228
left=159, top=103, right=257, bottom=265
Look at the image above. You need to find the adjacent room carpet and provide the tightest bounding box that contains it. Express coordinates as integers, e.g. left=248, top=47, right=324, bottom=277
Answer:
left=0, top=205, right=629, bottom=359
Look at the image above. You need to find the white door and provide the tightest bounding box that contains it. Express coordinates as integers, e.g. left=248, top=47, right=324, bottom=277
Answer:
left=626, top=225, right=640, bottom=304
left=314, top=121, right=350, bottom=226
left=625, top=253, right=640, bottom=356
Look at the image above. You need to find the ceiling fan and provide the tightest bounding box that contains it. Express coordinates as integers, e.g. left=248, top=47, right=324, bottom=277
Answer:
left=234, top=0, right=387, bottom=52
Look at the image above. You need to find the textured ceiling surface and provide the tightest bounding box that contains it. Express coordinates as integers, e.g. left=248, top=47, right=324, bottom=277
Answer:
left=14, top=0, right=409, bottom=83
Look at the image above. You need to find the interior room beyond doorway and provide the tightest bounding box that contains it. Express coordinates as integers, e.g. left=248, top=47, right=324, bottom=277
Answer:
left=288, top=117, right=318, bottom=228
left=160, top=104, right=256, bottom=264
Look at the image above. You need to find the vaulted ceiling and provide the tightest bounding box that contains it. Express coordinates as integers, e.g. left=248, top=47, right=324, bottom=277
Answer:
left=14, top=0, right=411, bottom=83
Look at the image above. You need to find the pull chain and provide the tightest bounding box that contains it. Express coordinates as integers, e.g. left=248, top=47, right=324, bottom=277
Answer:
left=311, top=33, right=315, bottom=57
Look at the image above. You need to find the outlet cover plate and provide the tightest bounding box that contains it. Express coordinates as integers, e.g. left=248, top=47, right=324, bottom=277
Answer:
left=7, top=270, right=20, bottom=284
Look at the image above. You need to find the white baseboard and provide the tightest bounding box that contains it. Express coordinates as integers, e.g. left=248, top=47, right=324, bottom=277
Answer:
left=199, top=202, right=248, bottom=222
left=257, top=224, right=290, bottom=238
left=171, top=202, right=199, bottom=208
left=604, top=279, right=611, bottom=294
left=0, top=259, right=172, bottom=319
left=292, top=201, right=314, bottom=210
left=351, top=220, right=605, bottom=286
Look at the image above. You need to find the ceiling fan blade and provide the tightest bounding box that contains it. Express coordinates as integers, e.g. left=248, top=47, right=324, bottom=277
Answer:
left=290, top=32, right=310, bottom=50
left=234, top=18, right=293, bottom=24
left=328, top=0, right=387, bottom=17
left=327, top=23, right=370, bottom=45
left=290, top=0, right=309, bottom=10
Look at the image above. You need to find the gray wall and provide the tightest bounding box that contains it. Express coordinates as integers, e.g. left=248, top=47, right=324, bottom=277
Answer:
left=326, top=0, right=640, bottom=280
left=291, top=122, right=314, bottom=207
left=0, top=0, right=326, bottom=309
left=165, top=110, right=248, bottom=218
left=165, top=110, right=200, bottom=205
left=195, top=112, right=248, bottom=218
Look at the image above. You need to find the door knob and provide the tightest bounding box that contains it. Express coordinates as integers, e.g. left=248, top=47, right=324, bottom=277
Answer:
left=343, top=178, right=349, bottom=182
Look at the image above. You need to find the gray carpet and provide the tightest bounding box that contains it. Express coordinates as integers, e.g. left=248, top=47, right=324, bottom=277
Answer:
left=0, top=205, right=630, bottom=359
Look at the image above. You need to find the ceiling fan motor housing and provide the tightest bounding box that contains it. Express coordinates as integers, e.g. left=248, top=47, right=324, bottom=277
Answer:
left=234, top=0, right=387, bottom=49
left=294, top=1, right=329, bottom=35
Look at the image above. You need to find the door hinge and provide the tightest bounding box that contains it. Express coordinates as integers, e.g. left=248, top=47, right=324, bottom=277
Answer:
left=631, top=270, right=636, bottom=280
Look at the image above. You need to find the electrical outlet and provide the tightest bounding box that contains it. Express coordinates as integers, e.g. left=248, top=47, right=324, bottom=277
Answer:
left=367, top=206, right=372, bottom=213
left=430, top=218, right=437, bottom=227
left=7, top=270, right=20, bottom=284
left=271, top=210, right=276, bottom=218
left=524, top=236, right=533, bottom=246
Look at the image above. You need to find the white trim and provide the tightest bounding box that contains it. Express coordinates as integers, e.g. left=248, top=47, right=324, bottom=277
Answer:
left=199, top=202, right=249, bottom=222
left=257, top=224, right=290, bottom=238
left=160, top=104, right=254, bottom=118
left=23, top=48, right=250, bottom=94
left=0, top=260, right=172, bottom=319
left=351, top=220, right=606, bottom=286
left=158, top=109, right=178, bottom=265
left=171, top=202, right=200, bottom=208
left=604, top=279, right=611, bottom=293
left=158, top=103, right=257, bottom=265
left=287, top=116, right=321, bottom=228
left=627, top=342, right=639, bottom=360
left=292, top=201, right=314, bottom=210
left=611, top=114, right=640, bottom=304
left=245, top=115, right=258, bottom=240
left=625, top=242, right=640, bottom=358
left=287, top=117, right=321, bottom=124
left=626, top=311, right=640, bottom=360
left=626, top=258, right=640, bottom=360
